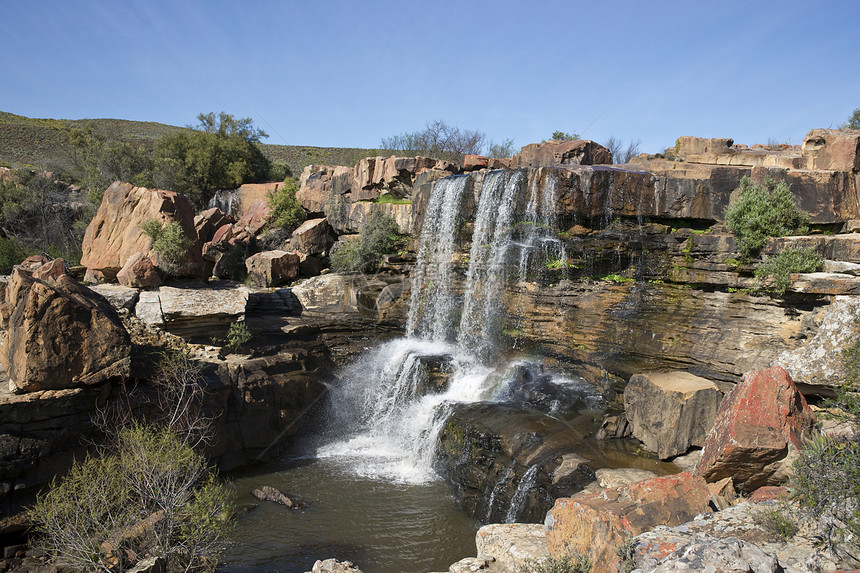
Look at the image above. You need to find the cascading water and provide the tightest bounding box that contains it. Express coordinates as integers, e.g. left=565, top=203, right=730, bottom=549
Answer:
left=320, top=167, right=600, bottom=522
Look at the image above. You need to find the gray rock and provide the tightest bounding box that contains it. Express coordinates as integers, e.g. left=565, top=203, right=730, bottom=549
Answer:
left=134, top=284, right=248, bottom=338
left=623, top=371, right=722, bottom=459
left=88, top=283, right=140, bottom=311
left=305, top=558, right=363, bottom=573
left=475, top=523, right=548, bottom=573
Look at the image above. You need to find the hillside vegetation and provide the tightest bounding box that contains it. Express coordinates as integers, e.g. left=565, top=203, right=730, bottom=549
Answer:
left=0, top=110, right=387, bottom=178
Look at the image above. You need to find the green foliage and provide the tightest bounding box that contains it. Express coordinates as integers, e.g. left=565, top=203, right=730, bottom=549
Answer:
left=0, top=236, right=30, bottom=273
left=29, top=423, right=234, bottom=572
left=754, top=504, right=798, bottom=541
left=519, top=553, right=592, bottom=573
left=545, top=256, right=579, bottom=270
left=724, top=177, right=810, bottom=261
left=330, top=212, right=402, bottom=273
left=841, top=108, right=860, bottom=131
left=152, top=112, right=271, bottom=207
left=141, top=219, right=192, bottom=277
left=615, top=534, right=636, bottom=573
left=375, top=193, right=412, bottom=205
left=213, top=321, right=252, bottom=354
left=791, top=432, right=860, bottom=547
left=601, top=273, right=635, bottom=284
left=268, top=177, right=306, bottom=232
left=754, top=246, right=824, bottom=294
left=551, top=131, right=580, bottom=141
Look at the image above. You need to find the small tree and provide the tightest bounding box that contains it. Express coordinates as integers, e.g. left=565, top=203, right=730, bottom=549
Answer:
left=330, top=212, right=402, bottom=273
left=381, top=120, right=488, bottom=160
left=841, top=108, right=860, bottom=131
left=551, top=130, right=579, bottom=141
left=603, top=136, right=642, bottom=164
left=724, top=177, right=810, bottom=261
left=755, top=246, right=824, bottom=294
left=268, top=177, right=306, bottom=233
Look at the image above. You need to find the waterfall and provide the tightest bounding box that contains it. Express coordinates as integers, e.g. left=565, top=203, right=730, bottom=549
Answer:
left=505, top=465, right=540, bottom=523
left=320, top=167, right=598, bottom=511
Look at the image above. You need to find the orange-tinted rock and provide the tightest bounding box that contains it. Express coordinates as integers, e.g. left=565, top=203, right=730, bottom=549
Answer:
left=748, top=485, right=789, bottom=503
left=18, top=254, right=50, bottom=271
left=463, top=154, right=489, bottom=171
left=0, top=268, right=130, bottom=393
left=235, top=199, right=271, bottom=235
left=80, top=182, right=204, bottom=279
left=194, top=207, right=233, bottom=246
left=514, top=139, right=612, bottom=167
left=291, top=218, right=334, bottom=256
left=545, top=472, right=711, bottom=573
left=694, top=366, right=814, bottom=493
left=31, top=258, right=67, bottom=281
left=802, top=128, right=860, bottom=172
left=116, top=252, right=162, bottom=288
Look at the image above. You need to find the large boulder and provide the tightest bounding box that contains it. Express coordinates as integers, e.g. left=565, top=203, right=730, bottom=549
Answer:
left=801, top=128, right=860, bottom=172
left=694, top=366, right=814, bottom=493
left=545, top=472, right=712, bottom=573
left=514, top=140, right=613, bottom=167
left=80, top=182, right=204, bottom=280
left=202, top=223, right=255, bottom=280
left=0, top=265, right=131, bottom=393
left=135, top=284, right=248, bottom=339
left=623, top=371, right=722, bottom=460
left=291, top=218, right=334, bottom=256
left=297, top=165, right=353, bottom=214
left=245, top=250, right=301, bottom=287
left=194, top=207, right=233, bottom=246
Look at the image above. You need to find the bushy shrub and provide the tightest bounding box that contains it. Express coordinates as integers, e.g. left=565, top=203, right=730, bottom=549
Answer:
left=141, top=219, right=192, bottom=277
left=725, top=177, right=810, bottom=261
left=268, top=177, right=306, bottom=232
left=0, top=236, right=29, bottom=273
left=29, top=423, right=234, bottom=572
left=330, top=211, right=402, bottom=273
left=754, top=246, right=824, bottom=294
left=213, top=321, right=252, bottom=354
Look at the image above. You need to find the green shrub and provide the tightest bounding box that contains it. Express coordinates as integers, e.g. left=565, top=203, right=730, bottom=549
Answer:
left=754, top=246, right=824, bottom=294
left=725, top=177, right=810, bottom=261
left=330, top=211, right=402, bottom=273
left=141, top=219, right=192, bottom=277
left=0, top=236, right=30, bottom=273
left=213, top=321, right=252, bottom=353
left=29, top=423, right=234, bottom=572
left=519, top=553, right=592, bottom=573
left=754, top=504, right=799, bottom=541
left=268, top=177, right=306, bottom=232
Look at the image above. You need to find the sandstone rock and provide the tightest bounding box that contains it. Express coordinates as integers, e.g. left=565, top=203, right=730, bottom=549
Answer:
left=17, top=254, right=50, bottom=271
left=475, top=523, right=548, bottom=573
left=202, top=223, right=255, bottom=280
left=775, top=296, right=860, bottom=390
left=194, top=207, right=233, bottom=245
left=514, top=140, right=612, bottom=167
left=0, top=267, right=131, bottom=393
left=305, top=559, right=363, bottom=573
left=634, top=532, right=782, bottom=573
left=116, top=252, right=162, bottom=288
left=675, top=136, right=735, bottom=157
left=545, top=472, right=712, bottom=573
left=463, top=154, right=489, bottom=171
left=298, top=165, right=353, bottom=213
left=234, top=199, right=270, bottom=235
left=88, top=284, right=140, bottom=311
left=341, top=201, right=412, bottom=235
left=802, top=128, right=860, bottom=172
left=623, top=371, right=722, bottom=459
left=291, top=218, right=334, bottom=256
left=127, top=556, right=166, bottom=573
left=594, top=468, right=659, bottom=489
left=31, top=257, right=67, bottom=281
left=134, top=284, right=248, bottom=338
left=245, top=250, right=300, bottom=287
left=80, top=182, right=203, bottom=279
left=694, top=367, right=814, bottom=493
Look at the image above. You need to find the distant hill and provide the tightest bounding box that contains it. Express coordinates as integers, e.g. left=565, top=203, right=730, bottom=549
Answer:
left=0, top=111, right=385, bottom=178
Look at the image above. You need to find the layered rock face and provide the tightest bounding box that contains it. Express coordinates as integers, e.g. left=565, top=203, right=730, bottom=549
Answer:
left=0, top=264, right=130, bottom=393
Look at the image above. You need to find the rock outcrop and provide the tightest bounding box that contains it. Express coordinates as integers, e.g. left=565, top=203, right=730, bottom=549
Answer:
left=245, top=250, right=300, bottom=287
left=694, top=366, right=814, bottom=493
left=623, top=371, right=722, bottom=460
left=135, top=284, right=248, bottom=339
left=80, top=182, right=204, bottom=280
left=116, top=252, right=162, bottom=288
left=513, top=139, right=613, bottom=167
left=545, top=472, right=712, bottom=573
left=0, top=265, right=130, bottom=393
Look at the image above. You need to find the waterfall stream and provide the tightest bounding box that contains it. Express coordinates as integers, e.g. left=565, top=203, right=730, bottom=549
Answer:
left=319, top=168, right=600, bottom=522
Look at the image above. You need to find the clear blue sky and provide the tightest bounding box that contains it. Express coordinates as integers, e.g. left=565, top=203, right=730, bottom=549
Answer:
left=2, top=1, right=858, bottom=155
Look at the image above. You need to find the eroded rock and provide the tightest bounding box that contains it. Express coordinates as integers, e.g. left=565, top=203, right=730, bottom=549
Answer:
left=245, top=250, right=300, bottom=287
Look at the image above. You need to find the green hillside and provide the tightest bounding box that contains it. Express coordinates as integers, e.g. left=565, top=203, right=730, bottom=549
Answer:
left=0, top=111, right=384, bottom=177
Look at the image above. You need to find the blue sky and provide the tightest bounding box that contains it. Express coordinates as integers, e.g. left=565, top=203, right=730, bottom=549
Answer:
left=2, top=1, right=858, bottom=155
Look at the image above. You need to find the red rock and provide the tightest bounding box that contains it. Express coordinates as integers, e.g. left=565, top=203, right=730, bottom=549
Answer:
left=694, top=366, right=814, bottom=493
left=463, top=154, right=489, bottom=171
left=80, top=182, right=204, bottom=279
left=545, top=472, right=711, bottom=573
left=802, top=128, right=860, bottom=171
left=748, top=485, right=789, bottom=503
left=194, top=207, right=233, bottom=245
left=116, top=252, right=162, bottom=288
left=514, top=140, right=612, bottom=167
left=18, top=254, right=50, bottom=270
left=291, top=218, right=334, bottom=256
left=31, top=258, right=67, bottom=281
left=235, top=199, right=271, bottom=235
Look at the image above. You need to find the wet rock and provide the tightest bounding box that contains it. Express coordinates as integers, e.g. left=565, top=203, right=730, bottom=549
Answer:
left=595, top=413, right=631, bottom=440
left=694, top=367, right=814, bottom=493
left=0, top=267, right=131, bottom=393
left=80, top=182, right=204, bottom=280
left=623, top=371, right=722, bottom=460
left=245, top=250, right=300, bottom=287
left=545, top=472, right=712, bottom=573
left=116, top=252, right=162, bottom=288
left=251, top=485, right=308, bottom=509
